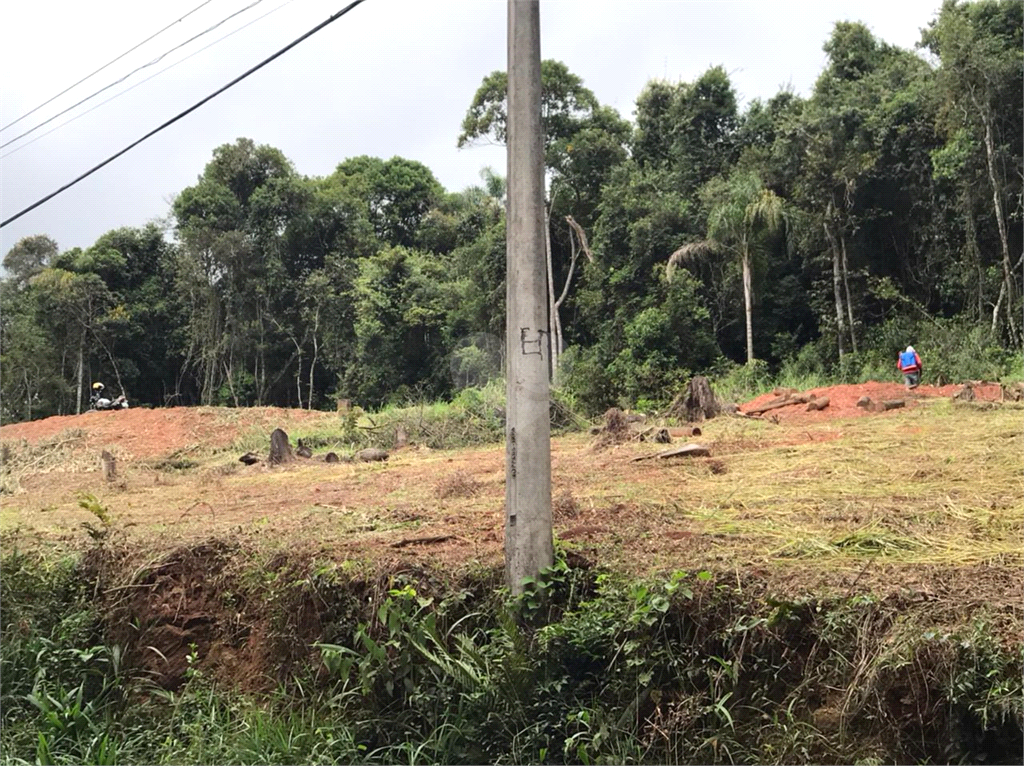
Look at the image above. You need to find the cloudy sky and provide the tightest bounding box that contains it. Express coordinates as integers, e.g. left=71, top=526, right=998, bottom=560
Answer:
left=0, top=0, right=943, bottom=253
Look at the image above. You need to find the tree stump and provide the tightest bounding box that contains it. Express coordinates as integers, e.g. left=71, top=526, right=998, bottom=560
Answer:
left=324, top=452, right=340, bottom=463
left=100, top=450, right=116, bottom=482
left=856, top=396, right=872, bottom=408
left=670, top=376, right=721, bottom=423
left=268, top=428, right=293, bottom=465
left=395, top=426, right=408, bottom=449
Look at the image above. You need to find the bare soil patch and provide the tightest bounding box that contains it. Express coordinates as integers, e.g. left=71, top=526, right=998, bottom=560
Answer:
left=740, top=381, right=1004, bottom=424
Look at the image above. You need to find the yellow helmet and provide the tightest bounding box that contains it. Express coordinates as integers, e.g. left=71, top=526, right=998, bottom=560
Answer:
left=92, top=382, right=104, bottom=390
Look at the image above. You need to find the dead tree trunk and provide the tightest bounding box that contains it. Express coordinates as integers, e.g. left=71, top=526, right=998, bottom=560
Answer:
left=544, top=191, right=558, bottom=375
left=553, top=216, right=595, bottom=365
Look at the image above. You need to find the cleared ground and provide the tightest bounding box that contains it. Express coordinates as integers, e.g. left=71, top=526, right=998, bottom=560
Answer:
left=1, top=383, right=1021, bottom=641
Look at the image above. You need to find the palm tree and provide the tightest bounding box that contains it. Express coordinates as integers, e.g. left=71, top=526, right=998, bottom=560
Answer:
left=668, top=170, right=786, bottom=364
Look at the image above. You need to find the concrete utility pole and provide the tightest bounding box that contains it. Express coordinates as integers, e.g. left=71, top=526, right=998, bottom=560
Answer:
left=505, top=0, right=553, bottom=595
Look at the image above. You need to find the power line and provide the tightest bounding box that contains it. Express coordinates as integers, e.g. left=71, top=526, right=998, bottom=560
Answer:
left=1, top=0, right=216, bottom=133
left=1, top=0, right=299, bottom=161
left=1, top=0, right=268, bottom=150
left=0, top=0, right=369, bottom=229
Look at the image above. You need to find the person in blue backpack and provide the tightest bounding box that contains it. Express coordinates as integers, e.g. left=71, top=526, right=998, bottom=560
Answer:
left=897, top=346, right=922, bottom=389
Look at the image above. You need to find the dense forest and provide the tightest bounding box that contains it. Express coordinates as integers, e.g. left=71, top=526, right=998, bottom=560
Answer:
left=2, top=0, right=1021, bottom=423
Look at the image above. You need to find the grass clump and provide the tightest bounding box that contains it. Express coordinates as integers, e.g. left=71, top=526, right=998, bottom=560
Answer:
left=435, top=470, right=481, bottom=499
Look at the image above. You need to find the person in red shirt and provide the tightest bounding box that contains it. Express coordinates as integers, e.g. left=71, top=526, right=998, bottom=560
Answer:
left=897, top=346, right=922, bottom=389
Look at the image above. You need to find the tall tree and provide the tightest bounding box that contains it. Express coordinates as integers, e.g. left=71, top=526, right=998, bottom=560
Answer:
left=3, top=235, right=58, bottom=287
left=669, top=170, right=786, bottom=364
left=923, top=0, right=1023, bottom=344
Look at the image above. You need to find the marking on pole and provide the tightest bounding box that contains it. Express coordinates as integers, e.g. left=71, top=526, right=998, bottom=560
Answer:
left=509, top=427, right=517, bottom=479
left=520, top=327, right=547, bottom=357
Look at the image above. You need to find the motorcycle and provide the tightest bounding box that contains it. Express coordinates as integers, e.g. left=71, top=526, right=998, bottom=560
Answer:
left=89, top=393, right=129, bottom=411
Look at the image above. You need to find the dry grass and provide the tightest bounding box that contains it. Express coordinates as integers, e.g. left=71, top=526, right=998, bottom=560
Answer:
left=0, top=429, right=126, bottom=494
left=434, top=470, right=482, bottom=500
left=1, top=400, right=1020, bottom=613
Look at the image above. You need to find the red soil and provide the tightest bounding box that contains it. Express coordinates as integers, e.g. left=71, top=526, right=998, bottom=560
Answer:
left=0, top=406, right=328, bottom=460
left=739, top=381, right=1002, bottom=423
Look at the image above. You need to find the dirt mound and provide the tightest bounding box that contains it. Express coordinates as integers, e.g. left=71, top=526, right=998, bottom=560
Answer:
left=0, top=406, right=329, bottom=460
left=740, top=382, right=1003, bottom=423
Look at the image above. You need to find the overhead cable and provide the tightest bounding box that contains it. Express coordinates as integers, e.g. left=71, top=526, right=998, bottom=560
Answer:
left=1, top=0, right=216, bottom=132
left=0, top=0, right=369, bottom=229
left=1, top=0, right=299, bottom=160
left=1, top=0, right=268, bottom=149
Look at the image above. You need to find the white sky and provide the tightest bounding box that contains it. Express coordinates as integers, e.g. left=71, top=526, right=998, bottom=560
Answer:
left=0, top=0, right=943, bottom=253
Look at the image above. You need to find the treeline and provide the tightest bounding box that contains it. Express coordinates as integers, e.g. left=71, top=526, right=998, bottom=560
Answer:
left=2, top=1, right=1021, bottom=422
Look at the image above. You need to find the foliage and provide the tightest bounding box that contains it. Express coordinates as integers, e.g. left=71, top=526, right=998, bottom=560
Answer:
left=2, top=541, right=1020, bottom=765
left=3, top=2, right=1022, bottom=422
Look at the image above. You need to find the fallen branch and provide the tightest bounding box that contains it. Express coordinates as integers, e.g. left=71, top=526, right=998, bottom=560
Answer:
left=390, top=534, right=456, bottom=548
left=632, top=443, right=710, bottom=462
left=806, top=397, right=830, bottom=412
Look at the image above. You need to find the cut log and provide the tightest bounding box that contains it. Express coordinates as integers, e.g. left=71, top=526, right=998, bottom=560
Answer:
left=239, top=452, right=260, bottom=465
left=806, top=397, right=830, bottom=412
left=268, top=428, right=293, bottom=465
left=668, top=426, right=701, bottom=438
left=953, top=384, right=975, bottom=402
left=856, top=396, right=872, bottom=408
left=873, top=399, right=905, bottom=412
left=356, top=448, right=389, bottom=462
left=631, top=443, right=710, bottom=462
left=773, top=387, right=798, bottom=398
left=745, top=393, right=815, bottom=416
left=101, top=450, right=117, bottom=482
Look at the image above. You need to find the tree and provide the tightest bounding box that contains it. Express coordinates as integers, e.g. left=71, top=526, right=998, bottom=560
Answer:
left=923, top=0, right=1023, bottom=344
left=669, top=170, right=786, bottom=364
left=460, top=61, right=630, bottom=372
left=32, top=269, right=115, bottom=414
left=3, top=235, right=58, bottom=288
